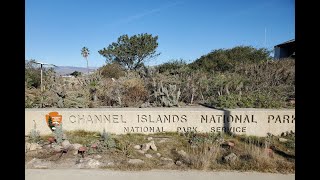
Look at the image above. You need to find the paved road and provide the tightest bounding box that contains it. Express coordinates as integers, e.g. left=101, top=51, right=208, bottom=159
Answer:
left=26, top=169, right=294, bottom=180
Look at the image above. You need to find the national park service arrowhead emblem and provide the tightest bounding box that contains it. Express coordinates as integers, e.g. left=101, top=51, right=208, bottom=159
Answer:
left=45, top=112, right=62, bottom=131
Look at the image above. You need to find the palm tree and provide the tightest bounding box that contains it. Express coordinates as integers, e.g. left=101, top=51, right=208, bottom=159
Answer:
left=81, top=47, right=90, bottom=74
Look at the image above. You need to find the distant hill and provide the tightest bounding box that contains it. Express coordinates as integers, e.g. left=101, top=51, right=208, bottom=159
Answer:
left=53, top=66, right=99, bottom=75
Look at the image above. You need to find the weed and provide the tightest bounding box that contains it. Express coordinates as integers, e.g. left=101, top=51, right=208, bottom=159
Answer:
left=29, top=120, right=40, bottom=143
left=100, top=128, right=116, bottom=149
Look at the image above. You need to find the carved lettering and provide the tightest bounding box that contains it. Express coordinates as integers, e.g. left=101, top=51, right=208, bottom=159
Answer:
left=69, top=115, right=76, bottom=123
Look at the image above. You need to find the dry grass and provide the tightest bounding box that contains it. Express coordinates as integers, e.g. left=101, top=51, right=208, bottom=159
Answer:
left=26, top=132, right=294, bottom=173
left=65, top=130, right=101, bottom=146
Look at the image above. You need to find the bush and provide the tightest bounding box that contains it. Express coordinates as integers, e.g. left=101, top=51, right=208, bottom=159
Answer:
left=25, top=48, right=294, bottom=109
left=25, top=60, right=41, bottom=88
left=156, top=59, right=188, bottom=75
left=97, top=72, right=148, bottom=107
left=100, top=62, right=126, bottom=79
left=122, top=77, right=149, bottom=107
left=70, top=71, right=82, bottom=77
left=208, top=92, right=285, bottom=109
left=100, top=128, right=116, bottom=149
left=189, top=46, right=271, bottom=72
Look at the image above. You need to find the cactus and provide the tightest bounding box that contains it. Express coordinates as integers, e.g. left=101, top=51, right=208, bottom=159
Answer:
left=53, top=123, right=64, bottom=144
left=153, top=81, right=181, bottom=107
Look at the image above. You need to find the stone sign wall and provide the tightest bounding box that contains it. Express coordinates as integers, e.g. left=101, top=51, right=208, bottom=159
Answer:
left=25, top=107, right=295, bottom=137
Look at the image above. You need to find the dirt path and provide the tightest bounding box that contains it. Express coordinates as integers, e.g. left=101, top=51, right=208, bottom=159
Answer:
left=26, top=169, right=294, bottom=180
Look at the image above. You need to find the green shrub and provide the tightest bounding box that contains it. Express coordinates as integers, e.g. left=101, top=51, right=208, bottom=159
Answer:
left=70, top=71, right=82, bottom=77
left=156, top=59, right=188, bottom=74
left=189, top=46, right=271, bottom=72
left=25, top=60, right=41, bottom=88
left=100, top=129, right=116, bottom=149
left=100, top=62, right=126, bottom=79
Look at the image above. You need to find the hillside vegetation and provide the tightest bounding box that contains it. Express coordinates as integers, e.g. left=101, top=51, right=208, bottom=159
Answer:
left=25, top=45, right=295, bottom=109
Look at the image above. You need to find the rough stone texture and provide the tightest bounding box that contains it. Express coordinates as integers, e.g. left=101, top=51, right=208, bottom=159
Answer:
left=145, top=154, right=153, bottom=158
left=147, top=137, right=153, bottom=141
left=134, top=145, right=141, bottom=150
left=42, top=144, right=52, bottom=150
left=61, top=140, right=71, bottom=149
left=224, top=153, right=238, bottom=163
left=72, top=144, right=82, bottom=150
left=72, top=150, right=79, bottom=155
left=149, top=141, right=157, bottom=151
left=156, top=153, right=161, bottom=157
left=141, top=144, right=151, bottom=151
left=26, top=158, right=52, bottom=169
left=52, top=144, right=63, bottom=153
left=29, top=143, right=42, bottom=151
left=76, top=158, right=102, bottom=169
left=136, top=150, right=145, bottom=154
left=175, top=161, right=183, bottom=166
left=26, top=108, right=295, bottom=137
left=128, top=159, right=144, bottom=165
left=279, top=138, right=288, bottom=142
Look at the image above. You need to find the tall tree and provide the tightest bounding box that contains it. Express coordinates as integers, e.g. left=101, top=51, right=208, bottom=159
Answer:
left=81, top=47, right=90, bottom=74
left=98, top=33, right=160, bottom=71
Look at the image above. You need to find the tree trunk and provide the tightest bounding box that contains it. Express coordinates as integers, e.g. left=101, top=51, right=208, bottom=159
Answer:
left=190, top=87, right=195, bottom=104
left=86, top=58, right=89, bottom=75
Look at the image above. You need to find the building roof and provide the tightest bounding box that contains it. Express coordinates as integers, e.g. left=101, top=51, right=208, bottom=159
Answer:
left=274, top=39, right=295, bottom=47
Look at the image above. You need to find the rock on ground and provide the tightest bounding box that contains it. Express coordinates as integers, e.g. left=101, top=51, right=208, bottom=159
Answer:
left=224, top=153, right=238, bottom=163
left=136, top=150, right=145, bottom=154
left=52, top=144, right=63, bottom=153
left=145, top=154, right=153, bottom=158
left=76, top=158, right=103, bottom=169
left=26, top=158, right=52, bottom=169
left=175, top=161, right=183, bottom=166
left=61, top=140, right=71, bottom=149
left=141, top=143, right=151, bottom=151
left=149, top=141, right=157, bottom=151
left=279, top=138, right=288, bottom=142
left=28, top=143, right=42, bottom=151
left=128, top=159, right=144, bottom=165
left=134, top=145, right=141, bottom=150
left=141, top=141, right=157, bottom=151
left=72, top=144, right=83, bottom=150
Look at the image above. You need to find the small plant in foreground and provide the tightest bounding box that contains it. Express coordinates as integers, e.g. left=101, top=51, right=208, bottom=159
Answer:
left=53, top=123, right=64, bottom=144
left=29, top=120, right=40, bottom=143
left=100, top=128, right=116, bottom=149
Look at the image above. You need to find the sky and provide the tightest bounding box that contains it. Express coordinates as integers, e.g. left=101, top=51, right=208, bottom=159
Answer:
left=25, top=0, right=295, bottom=68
